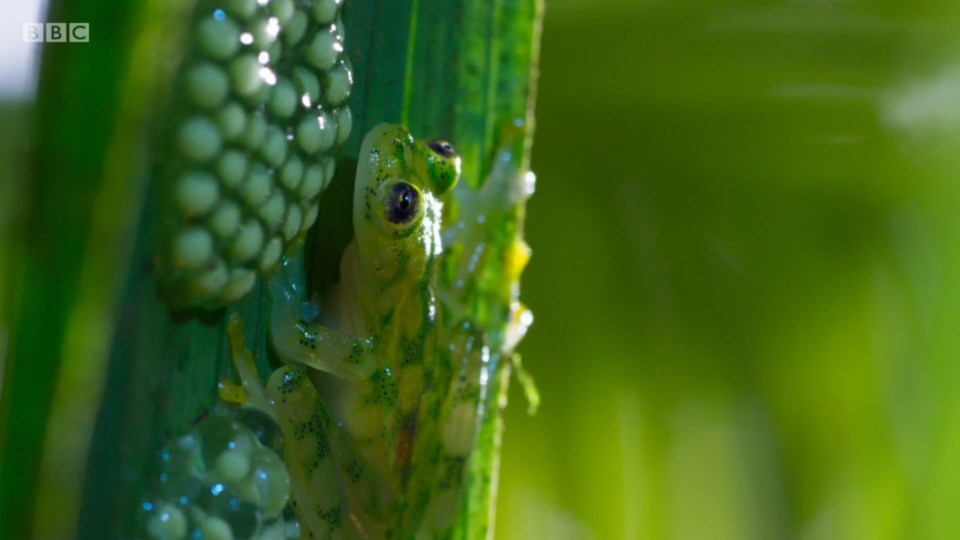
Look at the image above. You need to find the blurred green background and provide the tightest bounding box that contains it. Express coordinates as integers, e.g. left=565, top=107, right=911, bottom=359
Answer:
left=497, top=1, right=960, bottom=539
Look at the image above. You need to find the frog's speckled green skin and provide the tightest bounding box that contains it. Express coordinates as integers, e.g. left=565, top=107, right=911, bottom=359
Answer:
left=234, top=124, right=485, bottom=538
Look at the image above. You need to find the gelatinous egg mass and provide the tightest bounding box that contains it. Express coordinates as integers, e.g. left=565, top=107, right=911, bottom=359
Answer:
left=139, top=406, right=295, bottom=540
left=158, top=0, right=352, bottom=309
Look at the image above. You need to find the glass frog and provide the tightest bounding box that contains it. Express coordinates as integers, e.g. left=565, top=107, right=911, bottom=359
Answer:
left=224, top=124, right=491, bottom=539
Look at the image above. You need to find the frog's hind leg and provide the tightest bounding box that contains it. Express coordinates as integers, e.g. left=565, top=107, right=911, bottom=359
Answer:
left=265, top=366, right=344, bottom=539
left=266, top=366, right=387, bottom=539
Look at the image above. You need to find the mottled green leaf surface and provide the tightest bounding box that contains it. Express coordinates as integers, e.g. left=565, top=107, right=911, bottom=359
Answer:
left=0, top=1, right=542, bottom=538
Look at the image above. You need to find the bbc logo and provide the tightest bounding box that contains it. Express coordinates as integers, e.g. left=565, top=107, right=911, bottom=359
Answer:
left=23, top=23, right=89, bottom=43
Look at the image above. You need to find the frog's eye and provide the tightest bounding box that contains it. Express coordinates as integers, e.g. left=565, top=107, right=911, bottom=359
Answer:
left=384, top=182, right=421, bottom=225
left=427, top=139, right=457, bottom=159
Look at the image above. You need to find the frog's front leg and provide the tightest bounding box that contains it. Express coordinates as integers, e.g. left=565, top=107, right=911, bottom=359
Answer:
left=269, top=261, right=378, bottom=381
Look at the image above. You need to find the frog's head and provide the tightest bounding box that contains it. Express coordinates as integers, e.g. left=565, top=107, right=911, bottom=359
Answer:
left=351, top=124, right=461, bottom=309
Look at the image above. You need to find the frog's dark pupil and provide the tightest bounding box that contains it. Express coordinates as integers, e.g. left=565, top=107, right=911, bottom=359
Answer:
left=428, top=139, right=457, bottom=158
left=386, top=183, right=420, bottom=224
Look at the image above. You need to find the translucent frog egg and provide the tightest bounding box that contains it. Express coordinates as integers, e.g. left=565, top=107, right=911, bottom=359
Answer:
left=139, top=406, right=295, bottom=540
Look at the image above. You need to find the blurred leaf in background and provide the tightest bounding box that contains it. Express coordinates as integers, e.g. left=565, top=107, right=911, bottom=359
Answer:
left=498, top=1, right=960, bottom=539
